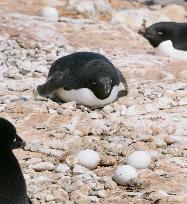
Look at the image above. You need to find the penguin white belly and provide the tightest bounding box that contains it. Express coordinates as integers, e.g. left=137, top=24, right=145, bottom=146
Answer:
left=155, top=40, right=187, bottom=61
left=55, top=86, right=119, bottom=107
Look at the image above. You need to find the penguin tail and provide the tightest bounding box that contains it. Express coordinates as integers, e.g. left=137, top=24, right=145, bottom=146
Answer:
left=37, top=72, right=64, bottom=97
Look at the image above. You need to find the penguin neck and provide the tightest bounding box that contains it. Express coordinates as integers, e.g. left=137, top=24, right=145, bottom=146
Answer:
left=0, top=148, right=13, bottom=158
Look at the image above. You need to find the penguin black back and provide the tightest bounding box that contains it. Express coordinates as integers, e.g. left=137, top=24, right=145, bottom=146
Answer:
left=0, top=118, right=32, bottom=204
left=48, top=52, right=112, bottom=77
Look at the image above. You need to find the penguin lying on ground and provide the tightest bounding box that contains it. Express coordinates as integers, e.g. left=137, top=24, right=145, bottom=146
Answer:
left=37, top=52, right=128, bottom=107
left=140, top=22, right=187, bottom=61
left=0, top=118, right=32, bottom=204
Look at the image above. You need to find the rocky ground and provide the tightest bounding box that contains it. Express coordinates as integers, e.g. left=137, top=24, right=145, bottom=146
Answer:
left=0, top=0, right=187, bottom=203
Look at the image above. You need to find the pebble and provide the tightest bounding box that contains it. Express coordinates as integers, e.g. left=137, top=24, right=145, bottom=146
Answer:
left=73, top=164, right=88, bottom=175
left=89, top=111, right=103, bottom=119
left=29, top=162, right=55, bottom=172
left=178, top=97, right=187, bottom=106
left=156, top=97, right=174, bottom=109
left=56, top=163, right=70, bottom=173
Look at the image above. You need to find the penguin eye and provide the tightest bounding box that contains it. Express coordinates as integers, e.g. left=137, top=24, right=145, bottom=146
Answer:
left=92, top=82, right=97, bottom=85
left=158, top=31, right=164, bottom=35
left=13, top=138, right=17, bottom=143
left=111, top=79, right=113, bottom=83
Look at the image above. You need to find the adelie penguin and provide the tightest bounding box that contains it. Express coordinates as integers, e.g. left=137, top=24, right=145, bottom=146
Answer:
left=37, top=52, right=128, bottom=107
left=0, top=118, right=32, bottom=204
left=140, top=22, right=187, bottom=61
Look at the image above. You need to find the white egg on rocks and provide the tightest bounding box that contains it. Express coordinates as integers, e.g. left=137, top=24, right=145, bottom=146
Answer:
left=114, top=165, right=138, bottom=186
left=76, top=149, right=101, bottom=170
left=127, top=151, right=151, bottom=169
left=41, top=7, right=59, bottom=18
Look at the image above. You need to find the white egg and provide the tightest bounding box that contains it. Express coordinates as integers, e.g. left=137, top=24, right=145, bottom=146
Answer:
left=127, top=151, right=151, bottom=169
left=76, top=149, right=101, bottom=170
left=41, top=7, right=59, bottom=18
left=114, top=165, right=138, bottom=186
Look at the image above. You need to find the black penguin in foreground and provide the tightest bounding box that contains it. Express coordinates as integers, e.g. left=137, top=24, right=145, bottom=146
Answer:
left=140, top=22, right=187, bottom=60
left=0, top=118, right=32, bottom=204
left=37, top=52, right=128, bottom=107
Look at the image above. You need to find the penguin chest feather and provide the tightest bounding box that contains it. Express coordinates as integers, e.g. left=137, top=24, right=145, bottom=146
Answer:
left=55, top=86, right=119, bottom=107
left=155, top=40, right=187, bottom=61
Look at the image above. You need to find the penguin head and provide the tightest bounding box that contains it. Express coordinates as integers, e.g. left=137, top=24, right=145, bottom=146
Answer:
left=82, top=60, right=118, bottom=99
left=142, top=22, right=175, bottom=47
left=0, top=118, right=26, bottom=150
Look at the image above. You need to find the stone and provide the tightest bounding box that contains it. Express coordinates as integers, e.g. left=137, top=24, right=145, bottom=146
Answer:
left=56, top=163, right=70, bottom=173
left=73, top=164, right=88, bottom=175
left=112, top=8, right=170, bottom=29
left=178, top=97, right=187, bottom=106
left=29, top=162, right=55, bottom=172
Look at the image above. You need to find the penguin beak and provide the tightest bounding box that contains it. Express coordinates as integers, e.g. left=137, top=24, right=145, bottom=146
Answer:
left=104, top=82, right=111, bottom=95
left=12, top=134, right=26, bottom=149
left=138, top=28, right=146, bottom=35
left=138, top=19, right=147, bottom=36
left=101, top=77, right=112, bottom=97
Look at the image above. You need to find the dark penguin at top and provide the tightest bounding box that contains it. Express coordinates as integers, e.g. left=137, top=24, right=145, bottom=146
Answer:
left=140, top=22, right=187, bottom=60
left=37, top=52, right=128, bottom=107
left=0, top=118, right=32, bottom=204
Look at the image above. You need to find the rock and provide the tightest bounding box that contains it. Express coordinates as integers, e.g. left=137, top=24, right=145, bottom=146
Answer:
left=56, top=163, right=70, bottom=173
left=126, top=104, right=147, bottom=116
left=94, top=0, right=112, bottom=13
left=100, top=155, right=116, bottom=166
left=89, top=111, right=103, bottom=119
left=29, top=162, right=55, bottom=172
left=112, top=8, right=170, bottom=29
left=102, top=176, right=117, bottom=190
left=66, top=155, right=78, bottom=167
left=67, top=0, right=111, bottom=18
left=154, top=137, right=167, bottom=148
left=68, top=0, right=96, bottom=16
left=70, top=190, right=89, bottom=203
left=60, top=101, right=77, bottom=110
left=90, top=190, right=106, bottom=198
left=156, top=96, right=175, bottom=109
left=145, top=103, right=159, bottom=113
left=178, top=97, right=187, bottom=106
left=73, top=164, right=88, bottom=175
left=45, top=194, right=55, bottom=202
left=103, top=105, right=114, bottom=113
left=162, top=4, right=186, bottom=21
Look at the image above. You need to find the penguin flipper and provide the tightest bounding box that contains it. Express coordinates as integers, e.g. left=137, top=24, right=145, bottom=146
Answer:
left=116, top=69, right=128, bottom=96
left=37, top=71, right=64, bottom=97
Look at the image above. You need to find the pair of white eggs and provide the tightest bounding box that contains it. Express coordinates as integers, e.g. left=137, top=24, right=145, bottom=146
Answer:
left=114, top=151, right=151, bottom=185
left=76, top=149, right=151, bottom=186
